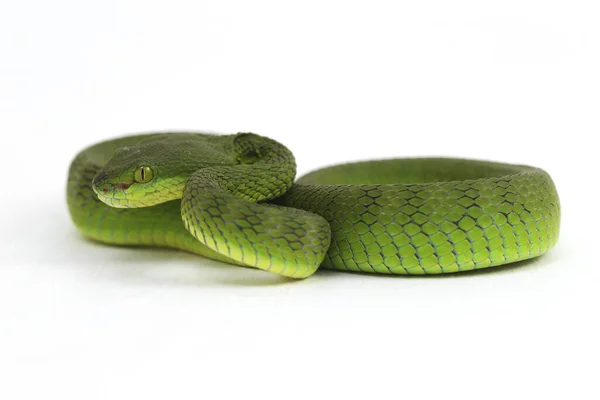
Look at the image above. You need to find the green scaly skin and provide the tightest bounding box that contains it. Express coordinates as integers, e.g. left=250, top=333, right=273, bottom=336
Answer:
left=67, top=132, right=560, bottom=278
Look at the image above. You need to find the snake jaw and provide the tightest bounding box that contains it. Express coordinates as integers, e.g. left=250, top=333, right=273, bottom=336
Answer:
left=92, top=177, right=134, bottom=208
left=96, top=194, right=132, bottom=208
left=93, top=184, right=131, bottom=208
left=92, top=178, right=180, bottom=209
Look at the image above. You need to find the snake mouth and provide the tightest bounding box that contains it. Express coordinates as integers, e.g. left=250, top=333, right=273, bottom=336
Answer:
left=91, top=169, right=186, bottom=209
left=93, top=182, right=168, bottom=209
left=92, top=178, right=135, bottom=209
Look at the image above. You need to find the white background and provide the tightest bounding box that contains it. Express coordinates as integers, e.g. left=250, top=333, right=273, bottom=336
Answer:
left=1, top=1, right=598, bottom=399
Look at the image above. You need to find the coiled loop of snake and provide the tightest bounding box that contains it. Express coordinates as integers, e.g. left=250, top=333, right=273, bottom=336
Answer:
left=67, top=132, right=560, bottom=278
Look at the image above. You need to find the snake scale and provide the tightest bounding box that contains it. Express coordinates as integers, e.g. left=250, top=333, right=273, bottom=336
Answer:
left=67, top=132, right=560, bottom=278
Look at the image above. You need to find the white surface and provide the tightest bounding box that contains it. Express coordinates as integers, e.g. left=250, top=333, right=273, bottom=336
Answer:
left=1, top=1, right=599, bottom=399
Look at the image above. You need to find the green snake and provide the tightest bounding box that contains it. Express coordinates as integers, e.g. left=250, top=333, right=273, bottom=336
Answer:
left=67, top=132, right=560, bottom=278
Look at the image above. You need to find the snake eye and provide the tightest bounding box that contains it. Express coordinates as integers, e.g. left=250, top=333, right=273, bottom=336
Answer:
left=134, top=166, right=154, bottom=183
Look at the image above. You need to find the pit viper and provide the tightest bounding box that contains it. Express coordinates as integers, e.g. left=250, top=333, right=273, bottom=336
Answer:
left=67, top=132, right=560, bottom=278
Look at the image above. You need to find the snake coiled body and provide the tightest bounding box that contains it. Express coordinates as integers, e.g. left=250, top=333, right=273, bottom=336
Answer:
left=67, top=133, right=560, bottom=278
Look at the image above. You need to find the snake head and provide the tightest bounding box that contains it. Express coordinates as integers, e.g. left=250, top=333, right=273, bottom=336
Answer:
left=91, top=144, right=175, bottom=208
left=91, top=136, right=222, bottom=208
left=92, top=163, right=146, bottom=209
